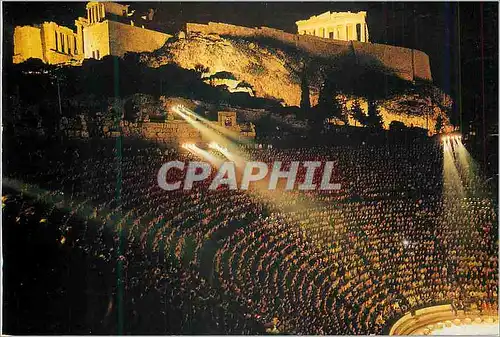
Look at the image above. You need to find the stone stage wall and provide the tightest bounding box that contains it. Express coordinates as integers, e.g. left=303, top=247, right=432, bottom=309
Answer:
left=109, top=120, right=254, bottom=144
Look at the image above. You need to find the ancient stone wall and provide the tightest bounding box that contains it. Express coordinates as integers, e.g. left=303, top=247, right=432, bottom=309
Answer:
left=118, top=118, right=254, bottom=143
left=108, top=21, right=171, bottom=57
left=120, top=120, right=202, bottom=143
left=186, top=22, right=256, bottom=38
left=14, top=22, right=83, bottom=65
left=186, top=22, right=432, bottom=82
left=412, top=50, right=432, bottom=82
left=102, top=2, right=129, bottom=18
left=41, top=22, right=82, bottom=64
left=13, top=26, right=43, bottom=64
left=352, top=41, right=414, bottom=80
left=83, top=21, right=111, bottom=59
left=296, top=31, right=352, bottom=57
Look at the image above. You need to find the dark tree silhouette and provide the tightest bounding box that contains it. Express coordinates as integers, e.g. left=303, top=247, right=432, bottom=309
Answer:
left=435, top=114, right=444, bottom=134
left=351, top=100, right=366, bottom=126
left=300, top=67, right=311, bottom=113
left=365, top=101, right=384, bottom=129
left=317, top=76, right=349, bottom=124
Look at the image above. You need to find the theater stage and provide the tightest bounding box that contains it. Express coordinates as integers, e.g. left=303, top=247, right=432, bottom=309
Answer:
left=430, top=321, right=499, bottom=335
left=390, top=304, right=499, bottom=335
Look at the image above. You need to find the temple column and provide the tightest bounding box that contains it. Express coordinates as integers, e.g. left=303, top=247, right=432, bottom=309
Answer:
left=55, top=30, right=59, bottom=51
left=101, top=4, right=105, bottom=20
left=75, top=22, right=83, bottom=55
left=87, top=9, right=90, bottom=23
left=361, top=23, right=366, bottom=42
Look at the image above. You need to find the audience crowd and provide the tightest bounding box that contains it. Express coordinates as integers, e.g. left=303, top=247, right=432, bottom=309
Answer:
left=4, top=136, right=498, bottom=334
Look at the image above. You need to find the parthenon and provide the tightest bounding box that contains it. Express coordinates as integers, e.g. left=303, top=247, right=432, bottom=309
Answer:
left=296, top=11, right=369, bottom=43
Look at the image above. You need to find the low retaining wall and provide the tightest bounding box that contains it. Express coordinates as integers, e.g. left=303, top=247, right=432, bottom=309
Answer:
left=105, top=120, right=254, bottom=143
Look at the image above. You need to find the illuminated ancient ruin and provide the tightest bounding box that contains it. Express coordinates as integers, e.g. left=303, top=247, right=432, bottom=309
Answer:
left=296, top=11, right=369, bottom=42
left=13, top=1, right=171, bottom=65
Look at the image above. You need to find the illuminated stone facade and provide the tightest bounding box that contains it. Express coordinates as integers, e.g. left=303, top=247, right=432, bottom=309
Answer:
left=296, top=11, right=369, bottom=43
left=14, top=22, right=82, bottom=65
left=13, top=1, right=171, bottom=65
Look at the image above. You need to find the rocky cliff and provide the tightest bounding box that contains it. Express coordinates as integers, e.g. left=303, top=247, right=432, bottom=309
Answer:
left=144, top=33, right=303, bottom=106
left=142, top=31, right=452, bottom=133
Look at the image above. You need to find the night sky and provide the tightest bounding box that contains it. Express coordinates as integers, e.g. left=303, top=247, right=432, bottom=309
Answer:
left=3, top=2, right=498, bottom=130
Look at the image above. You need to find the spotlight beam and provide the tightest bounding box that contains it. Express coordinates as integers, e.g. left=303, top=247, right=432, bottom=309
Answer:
left=178, top=105, right=254, bottom=145
left=175, top=105, right=320, bottom=214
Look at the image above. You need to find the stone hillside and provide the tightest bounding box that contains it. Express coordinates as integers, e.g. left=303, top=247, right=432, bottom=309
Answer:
left=142, top=32, right=452, bottom=133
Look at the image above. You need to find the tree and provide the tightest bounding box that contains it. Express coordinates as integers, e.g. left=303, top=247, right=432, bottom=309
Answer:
left=124, top=99, right=139, bottom=122
left=351, top=100, right=366, bottom=126
left=365, top=100, right=383, bottom=129
left=300, top=68, right=311, bottom=113
left=338, top=96, right=349, bottom=125
left=435, top=114, right=444, bottom=134
left=317, top=77, right=348, bottom=125
left=327, top=96, right=346, bottom=122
